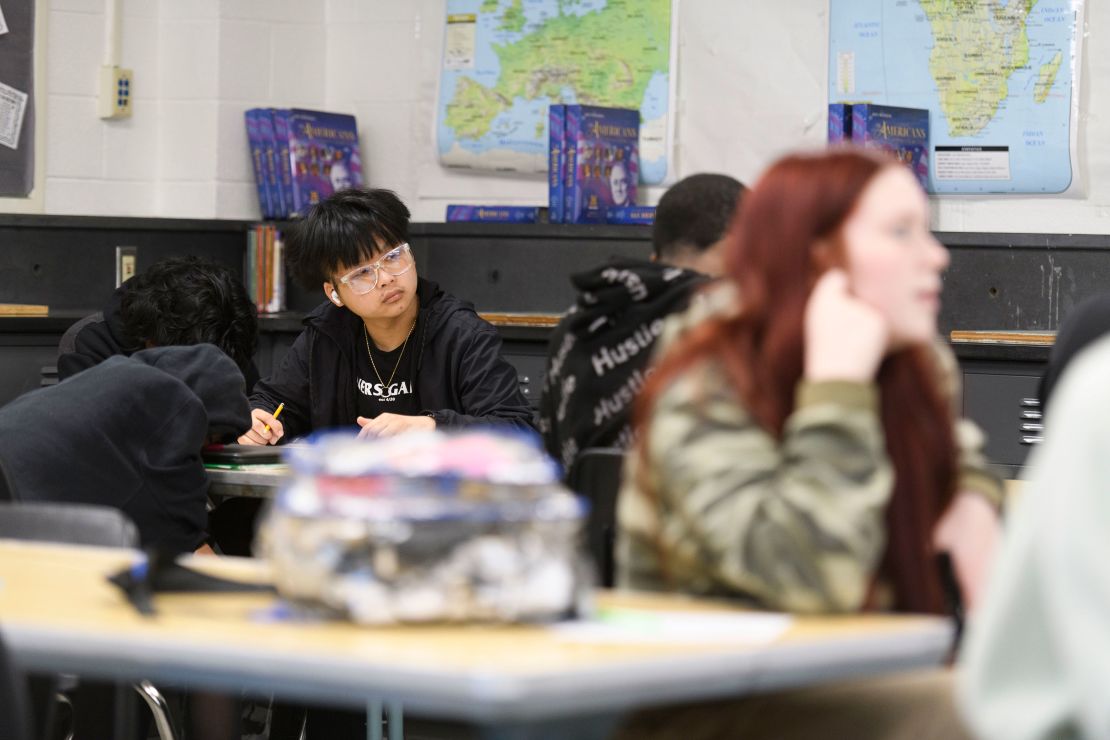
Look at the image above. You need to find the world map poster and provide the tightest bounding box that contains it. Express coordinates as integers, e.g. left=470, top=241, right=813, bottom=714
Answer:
left=437, top=0, right=676, bottom=185
left=829, top=0, right=1085, bottom=194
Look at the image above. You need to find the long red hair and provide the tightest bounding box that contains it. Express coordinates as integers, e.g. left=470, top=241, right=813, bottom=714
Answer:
left=636, top=150, right=956, bottom=614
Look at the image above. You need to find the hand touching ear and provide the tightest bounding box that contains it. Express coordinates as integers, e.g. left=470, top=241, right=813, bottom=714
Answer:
left=804, top=269, right=890, bottom=383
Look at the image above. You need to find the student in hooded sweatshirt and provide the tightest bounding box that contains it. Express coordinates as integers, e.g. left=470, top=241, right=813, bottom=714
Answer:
left=0, top=343, right=251, bottom=555
left=239, top=187, right=534, bottom=446
left=538, top=173, right=745, bottom=470
left=57, top=255, right=260, bottom=390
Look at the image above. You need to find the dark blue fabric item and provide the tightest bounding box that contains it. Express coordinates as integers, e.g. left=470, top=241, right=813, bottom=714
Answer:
left=0, top=344, right=251, bottom=554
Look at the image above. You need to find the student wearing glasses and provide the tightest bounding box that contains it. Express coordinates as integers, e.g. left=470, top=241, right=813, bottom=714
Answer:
left=240, top=188, right=535, bottom=445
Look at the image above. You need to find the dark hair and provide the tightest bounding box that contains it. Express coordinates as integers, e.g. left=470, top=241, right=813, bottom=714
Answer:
left=285, top=188, right=411, bottom=290
left=121, top=256, right=258, bottom=374
left=636, top=150, right=957, bottom=615
left=652, top=173, right=745, bottom=261
left=1039, top=292, right=1110, bottom=412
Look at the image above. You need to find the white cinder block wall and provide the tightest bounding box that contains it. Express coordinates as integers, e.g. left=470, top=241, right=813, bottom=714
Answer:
left=42, top=0, right=442, bottom=220
left=35, top=0, right=1110, bottom=232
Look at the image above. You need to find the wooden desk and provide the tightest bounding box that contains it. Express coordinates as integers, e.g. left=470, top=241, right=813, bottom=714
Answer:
left=0, top=541, right=952, bottom=736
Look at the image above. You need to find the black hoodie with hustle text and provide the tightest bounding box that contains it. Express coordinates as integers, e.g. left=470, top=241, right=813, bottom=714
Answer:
left=539, top=259, right=709, bottom=470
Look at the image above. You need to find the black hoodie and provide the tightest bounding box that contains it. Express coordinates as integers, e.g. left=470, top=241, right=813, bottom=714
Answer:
left=249, top=278, right=536, bottom=439
left=56, top=284, right=141, bottom=380
left=0, top=344, right=251, bottom=554
left=56, top=280, right=262, bottom=390
left=539, top=259, right=709, bottom=470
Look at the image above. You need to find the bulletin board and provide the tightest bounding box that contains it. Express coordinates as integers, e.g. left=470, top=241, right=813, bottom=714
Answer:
left=0, top=0, right=37, bottom=200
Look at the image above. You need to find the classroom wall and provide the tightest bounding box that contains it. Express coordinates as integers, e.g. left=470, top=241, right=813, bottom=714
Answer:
left=33, top=0, right=1110, bottom=232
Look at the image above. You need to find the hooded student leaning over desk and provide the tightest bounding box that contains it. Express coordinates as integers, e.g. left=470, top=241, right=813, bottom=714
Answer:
left=0, top=344, right=251, bottom=555
left=614, top=149, right=1004, bottom=740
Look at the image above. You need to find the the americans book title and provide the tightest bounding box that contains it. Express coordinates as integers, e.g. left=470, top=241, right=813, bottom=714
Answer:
left=244, top=108, right=364, bottom=219
left=564, top=105, right=640, bottom=224
left=847, top=103, right=930, bottom=191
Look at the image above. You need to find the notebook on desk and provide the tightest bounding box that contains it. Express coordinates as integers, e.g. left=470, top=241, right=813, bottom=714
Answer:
left=203, top=444, right=283, bottom=465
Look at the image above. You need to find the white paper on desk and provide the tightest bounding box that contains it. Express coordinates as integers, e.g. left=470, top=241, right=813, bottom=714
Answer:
left=551, top=608, right=793, bottom=645
left=0, top=80, right=27, bottom=150
left=0, top=4, right=8, bottom=36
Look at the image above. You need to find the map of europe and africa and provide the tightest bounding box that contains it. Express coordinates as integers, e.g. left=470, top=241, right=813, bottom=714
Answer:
left=436, top=0, right=1079, bottom=194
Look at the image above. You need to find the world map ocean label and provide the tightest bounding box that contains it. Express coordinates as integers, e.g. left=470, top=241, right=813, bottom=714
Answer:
left=437, top=0, right=674, bottom=184
left=829, top=0, right=1084, bottom=194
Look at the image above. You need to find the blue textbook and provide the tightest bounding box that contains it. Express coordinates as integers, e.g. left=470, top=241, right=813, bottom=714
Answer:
left=565, top=105, right=640, bottom=224
left=606, top=206, right=656, bottom=225
left=446, top=205, right=539, bottom=223
left=255, top=110, right=283, bottom=219
left=284, top=109, right=364, bottom=217
left=548, top=104, right=566, bottom=224
left=244, top=110, right=274, bottom=219
left=850, top=104, right=930, bottom=190
left=827, top=103, right=852, bottom=144
left=269, top=109, right=297, bottom=219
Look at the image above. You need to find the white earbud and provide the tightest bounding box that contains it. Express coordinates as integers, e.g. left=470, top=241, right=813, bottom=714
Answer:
left=330, top=289, right=341, bottom=305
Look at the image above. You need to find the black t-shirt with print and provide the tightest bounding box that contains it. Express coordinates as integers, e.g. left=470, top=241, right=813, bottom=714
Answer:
left=354, top=320, right=421, bottom=419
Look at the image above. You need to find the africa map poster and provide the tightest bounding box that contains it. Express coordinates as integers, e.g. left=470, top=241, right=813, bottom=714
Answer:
left=830, top=0, right=1084, bottom=194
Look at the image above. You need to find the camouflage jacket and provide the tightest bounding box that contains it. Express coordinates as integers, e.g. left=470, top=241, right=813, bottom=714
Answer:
left=616, top=290, right=1004, bottom=614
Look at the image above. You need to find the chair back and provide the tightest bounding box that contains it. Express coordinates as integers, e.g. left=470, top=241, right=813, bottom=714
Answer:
left=567, top=447, right=625, bottom=588
left=0, top=502, right=139, bottom=548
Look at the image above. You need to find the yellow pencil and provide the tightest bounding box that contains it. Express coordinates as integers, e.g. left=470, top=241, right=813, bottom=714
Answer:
left=263, top=402, right=285, bottom=433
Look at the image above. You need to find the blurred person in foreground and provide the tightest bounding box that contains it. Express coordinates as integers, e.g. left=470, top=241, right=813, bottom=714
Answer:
left=960, top=332, right=1110, bottom=740
left=615, top=149, right=1004, bottom=740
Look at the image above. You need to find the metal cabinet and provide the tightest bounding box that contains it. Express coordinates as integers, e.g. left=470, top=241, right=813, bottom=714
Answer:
left=959, top=357, right=1047, bottom=479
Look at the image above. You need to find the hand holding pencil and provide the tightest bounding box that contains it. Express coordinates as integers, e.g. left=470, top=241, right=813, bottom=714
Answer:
left=238, top=402, right=286, bottom=446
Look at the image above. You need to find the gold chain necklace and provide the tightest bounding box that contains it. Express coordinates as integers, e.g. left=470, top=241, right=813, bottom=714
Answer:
left=364, top=314, right=418, bottom=388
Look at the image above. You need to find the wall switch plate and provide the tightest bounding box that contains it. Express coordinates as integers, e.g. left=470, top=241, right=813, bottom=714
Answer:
left=115, top=246, right=137, bottom=287
left=99, top=66, right=133, bottom=119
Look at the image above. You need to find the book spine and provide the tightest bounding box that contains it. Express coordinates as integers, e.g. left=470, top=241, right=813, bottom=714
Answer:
left=827, top=103, right=851, bottom=143
left=244, top=110, right=273, bottom=219
left=255, top=224, right=265, bottom=312
left=850, top=104, right=870, bottom=145
left=264, top=224, right=273, bottom=313
left=270, top=109, right=296, bottom=219
left=563, top=105, right=581, bottom=223
left=271, top=231, right=285, bottom=313
left=548, top=104, right=565, bottom=223
left=257, top=113, right=282, bottom=221
left=445, top=205, right=539, bottom=222
left=245, top=226, right=257, bottom=309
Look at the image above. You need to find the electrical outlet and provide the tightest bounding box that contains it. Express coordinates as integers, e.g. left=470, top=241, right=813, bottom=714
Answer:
left=99, top=65, right=133, bottom=120
left=116, top=246, right=137, bottom=287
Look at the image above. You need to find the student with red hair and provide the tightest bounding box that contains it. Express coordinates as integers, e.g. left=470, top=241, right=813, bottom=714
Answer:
left=615, top=149, right=1003, bottom=738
